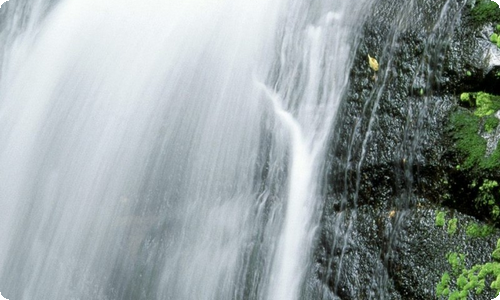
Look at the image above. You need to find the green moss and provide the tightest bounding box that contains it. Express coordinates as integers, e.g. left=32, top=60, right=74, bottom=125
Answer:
left=493, top=240, right=500, bottom=261
left=460, top=93, right=472, bottom=105
left=438, top=241, right=500, bottom=299
left=476, top=180, right=500, bottom=221
left=493, top=249, right=500, bottom=261
left=448, top=291, right=461, bottom=300
left=451, top=90, right=500, bottom=222
left=448, top=252, right=466, bottom=275
left=459, top=92, right=500, bottom=113
left=437, top=272, right=451, bottom=297
left=477, top=279, right=486, bottom=294
left=450, top=111, right=487, bottom=169
left=436, top=211, right=446, bottom=227
left=480, top=179, right=498, bottom=192
left=492, top=33, right=499, bottom=43
left=448, top=218, right=458, bottom=235
left=484, top=115, right=499, bottom=132
left=483, top=147, right=500, bottom=170
left=474, top=92, right=500, bottom=117
left=493, top=24, right=500, bottom=48
left=451, top=92, right=500, bottom=170
left=457, top=274, right=467, bottom=289
left=449, top=107, right=500, bottom=218
left=471, top=0, right=500, bottom=26
left=466, top=223, right=495, bottom=237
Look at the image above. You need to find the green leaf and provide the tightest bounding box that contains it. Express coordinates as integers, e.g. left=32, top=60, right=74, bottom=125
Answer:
left=491, top=33, right=499, bottom=43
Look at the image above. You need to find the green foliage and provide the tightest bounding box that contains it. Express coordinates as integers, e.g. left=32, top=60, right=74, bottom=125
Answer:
left=448, top=218, right=458, bottom=235
left=474, top=92, right=500, bottom=117
left=484, top=147, right=500, bottom=170
left=466, top=223, right=495, bottom=237
left=480, top=179, right=499, bottom=191
left=450, top=92, right=500, bottom=170
left=448, top=252, right=466, bottom=275
left=460, top=93, right=472, bottom=106
left=492, top=24, right=500, bottom=48
left=471, top=1, right=500, bottom=46
left=437, top=241, right=500, bottom=299
left=493, top=249, right=500, bottom=261
left=492, top=33, right=499, bottom=43
left=466, top=70, right=472, bottom=77
left=436, top=211, right=446, bottom=227
left=477, top=180, right=500, bottom=220
left=471, top=0, right=500, bottom=26
left=493, top=240, right=500, bottom=261
left=450, top=92, right=500, bottom=222
left=456, top=92, right=500, bottom=126
left=484, top=115, right=499, bottom=132
left=435, top=211, right=460, bottom=235
left=451, top=91, right=500, bottom=222
left=450, top=111, right=487, bottom=169
left=437, top=272, right=451, bottom=297
left=457, top=92, right=500, bottom=118
left=493, top=22, right=500, bottom=47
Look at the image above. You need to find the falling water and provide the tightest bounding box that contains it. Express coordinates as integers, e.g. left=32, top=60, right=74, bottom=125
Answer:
left=1, top=0, right=369, bottom=299
left=260, top=2, right=371, bottom=299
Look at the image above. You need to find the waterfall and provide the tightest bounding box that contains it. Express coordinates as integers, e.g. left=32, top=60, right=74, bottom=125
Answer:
left=0, top=0, right=369, bottom=299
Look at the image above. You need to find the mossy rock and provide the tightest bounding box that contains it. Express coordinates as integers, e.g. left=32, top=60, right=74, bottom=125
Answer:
left=437, top=242, right=500, bottom=299
left=450, top=92, right=500, bottom=170
left=466, top=223, right=495, bottom=237
left=450, top=110, right=488, bottom=169
left=471, top=0, right=500, bottom=27
left=447, top=90, right=500, bottom=224
left=484, top=115, right=499, bottom=132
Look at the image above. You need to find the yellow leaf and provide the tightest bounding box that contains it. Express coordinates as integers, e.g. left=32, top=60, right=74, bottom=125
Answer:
left=368, top=54, right=379, bottom=71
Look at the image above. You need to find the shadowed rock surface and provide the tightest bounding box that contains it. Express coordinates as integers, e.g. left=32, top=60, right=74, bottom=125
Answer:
left=306, top=0, right=500, bottom=299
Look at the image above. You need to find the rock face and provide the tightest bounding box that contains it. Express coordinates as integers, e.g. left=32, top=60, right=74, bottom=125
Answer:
left=307, top=0, right=500, bottom=299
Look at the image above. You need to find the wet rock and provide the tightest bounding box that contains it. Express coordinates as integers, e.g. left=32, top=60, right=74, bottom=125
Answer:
left=309, top=0, right=500, bottom=298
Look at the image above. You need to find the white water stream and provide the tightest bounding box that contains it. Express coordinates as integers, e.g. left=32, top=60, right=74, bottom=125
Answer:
left=0, top=0, right=370, bottom=299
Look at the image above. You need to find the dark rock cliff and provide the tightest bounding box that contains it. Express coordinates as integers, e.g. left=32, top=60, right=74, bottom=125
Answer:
left=307, top=0, right=500, bottom=299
